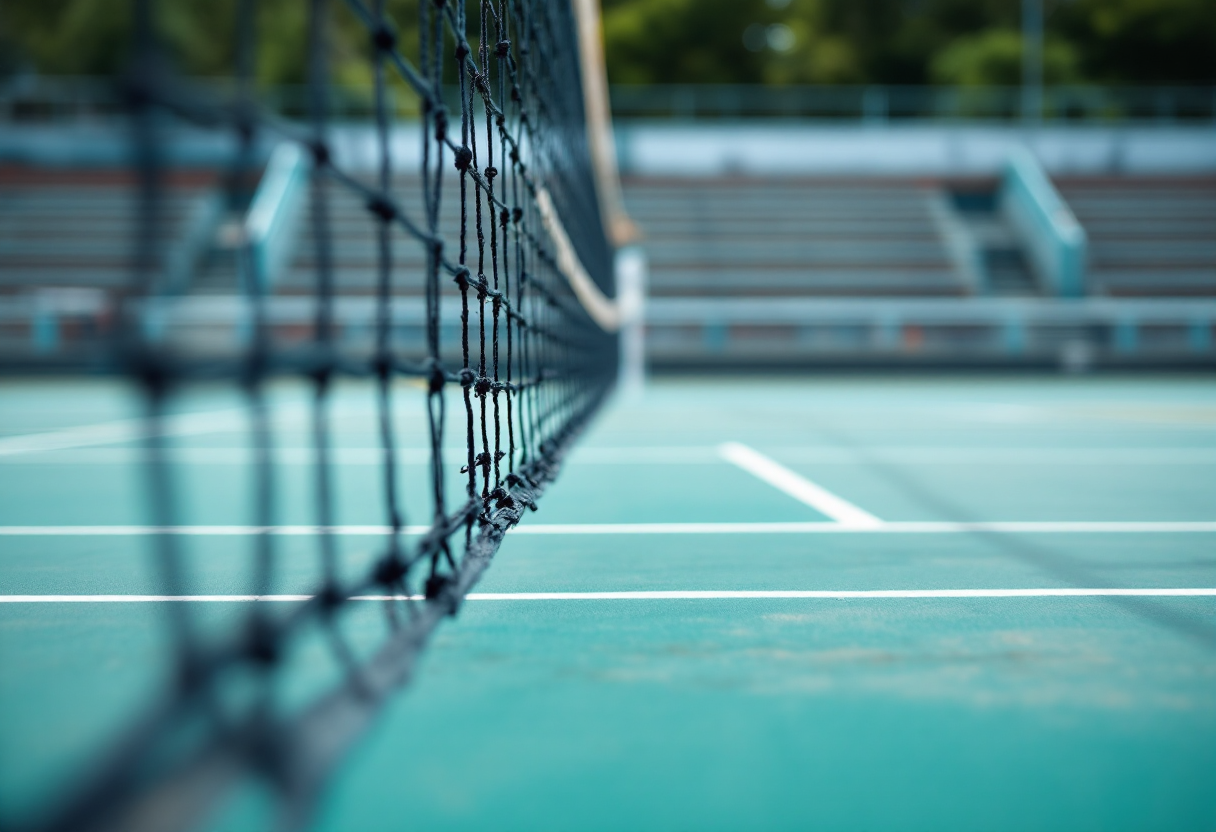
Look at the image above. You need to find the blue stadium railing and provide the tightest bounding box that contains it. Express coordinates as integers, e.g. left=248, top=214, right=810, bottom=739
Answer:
left=1001, top=149, right=1088, bottom=298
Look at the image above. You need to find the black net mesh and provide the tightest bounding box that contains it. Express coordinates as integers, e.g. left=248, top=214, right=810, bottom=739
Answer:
left=26, top=0, right=617, bottom=829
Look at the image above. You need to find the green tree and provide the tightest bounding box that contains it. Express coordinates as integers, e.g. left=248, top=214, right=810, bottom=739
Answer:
left=1, top=0, right=424, bottom=85
left=930, top=29, right=1080, bottom=86
left=4, top=0, right=1214, bottom=86
left=1056, top=0, right=1216, bottom=83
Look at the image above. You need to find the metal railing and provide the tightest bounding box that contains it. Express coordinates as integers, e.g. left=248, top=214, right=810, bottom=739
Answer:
left=5, top=76, right=1216, bottom=125
left=5, top=294, right=1212, bottom=370
left=644, top=297, right=1216, bottom=369
left=0, top=75, right=439, bottom=123
left=609, top=84, right=1216, bottom=124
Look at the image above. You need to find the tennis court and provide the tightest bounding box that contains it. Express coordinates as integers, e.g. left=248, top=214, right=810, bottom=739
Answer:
left=3, top=375, right=1215, bottom=830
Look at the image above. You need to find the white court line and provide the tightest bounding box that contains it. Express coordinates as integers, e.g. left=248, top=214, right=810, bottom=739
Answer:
left=511, top=521, right=1216, bottom=534
left=0, top=410, right=249, bottom=457
left=718, top=442, right=884, bottom=529
left=3, top=521, right=1216, bottom=536
left=7, top=445, right=1215, bottom=466
left=0, top=407, right=388, bottom=458
left=2, top=588, right=1215, bottom=603
left=0, top=525, right=420, bottom=536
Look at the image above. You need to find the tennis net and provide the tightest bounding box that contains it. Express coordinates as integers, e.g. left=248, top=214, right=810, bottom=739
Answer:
left=23, top=0, right=621, bottom=829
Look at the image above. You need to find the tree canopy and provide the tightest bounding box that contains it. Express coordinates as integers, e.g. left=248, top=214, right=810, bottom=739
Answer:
left=2, top=0, right=1213, bottom=86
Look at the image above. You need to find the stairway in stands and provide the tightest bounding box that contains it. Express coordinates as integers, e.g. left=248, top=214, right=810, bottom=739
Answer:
left=621, top=177, right=969, bottom=298
left=1057, top=178, right=1216, bottom=297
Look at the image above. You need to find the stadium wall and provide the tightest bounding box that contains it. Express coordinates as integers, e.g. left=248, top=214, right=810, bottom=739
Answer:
left=5, top=123, right=1216, bottom=176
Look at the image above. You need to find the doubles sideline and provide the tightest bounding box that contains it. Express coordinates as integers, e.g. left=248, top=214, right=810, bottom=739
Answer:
left=2, top=588, right=1216, bottom=603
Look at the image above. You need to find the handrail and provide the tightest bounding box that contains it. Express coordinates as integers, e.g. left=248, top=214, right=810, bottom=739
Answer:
left=244, top=143, right=308, bottom=290
left=1001, top=148, right=1087, bottom=298
left=607, top=84, right=1216, bottom=124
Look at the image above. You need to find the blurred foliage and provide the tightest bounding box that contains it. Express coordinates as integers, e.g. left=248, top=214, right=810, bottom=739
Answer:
left=929, top=29, right=1080, bottom=86
left=1, top=0, right=1213, bottom=85
left=601, top=0, right=1216, bottom=85
left=0, top=0, right=426, bottom=86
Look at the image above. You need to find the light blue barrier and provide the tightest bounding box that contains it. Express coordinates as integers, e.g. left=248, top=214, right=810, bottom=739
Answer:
left=244, top=143, right=309, bottom=290
left=641, top=297, right=1216, bottom=366
left=1000, top=148, right=1088, bottom=297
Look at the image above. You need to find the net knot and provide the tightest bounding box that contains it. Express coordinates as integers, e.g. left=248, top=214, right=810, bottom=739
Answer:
left=433, top=108, right=448, bottom=141
left=452, top=266, right=471, bottom=288
left=491, top=486, right=514, bottom=509
left=372, top=354, right=391, bottom=380
left=371, top=25, right=397, bottom=52
left=499, top=209, right=510, bottom=226
left=453, top=146, right=473, bottom=171
left=309, top=361, right=333, bottom=391
left=512, top=207, right=523, bottom=223
left=374, top=554, right=408, bottom=587
left=424, top=573, right=456, bottom=602
left=310, top=141, right=330, bottom=166
left=474, top=376, right=492, bottom=397
left=428, top=364, right=446, bottom=394
left=247, top=617, right=280, bottom=666
left=317, top=583, right=344, bottom=613
left=455, top=42, right=470, bottom=60
left=475, top=451, right=492, bottom=469
left=133, top=350, right=173, bottom=399
left=458, top=367, right=476, bottom=387
left=366, top=195, right=396, bottom=222
left=506, top=473, right=538, bottom=510
left=495, top=39, right=511, bottom=57
left=122, top=72, right=155, bottom=108
left=484, top=166, right=498, bottom=180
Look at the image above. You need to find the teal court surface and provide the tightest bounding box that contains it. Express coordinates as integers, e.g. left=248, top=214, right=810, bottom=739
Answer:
left=2, top=376, right=1216, bottom=831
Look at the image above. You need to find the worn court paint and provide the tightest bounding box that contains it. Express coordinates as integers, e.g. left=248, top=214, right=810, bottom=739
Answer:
left=2, top=377, right=1216, bottom=831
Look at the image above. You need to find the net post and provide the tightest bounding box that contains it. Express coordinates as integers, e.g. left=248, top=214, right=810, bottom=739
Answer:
left=615, top=245, right=646, bottom=397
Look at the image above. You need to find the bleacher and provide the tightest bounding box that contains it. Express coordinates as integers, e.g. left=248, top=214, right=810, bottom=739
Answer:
left=624, top=170, right=1214, bottom=369
left=256, top=177, right=457, bottom=296
left=0, top=169, right=214, bottom=295
left=1057, top=178, right=1216, bottom=297
left=625, top=178, right=966, bottom=298
left=0, top=168, right=223, bottom=361
left=2, top=151, right=1214, bottom=370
